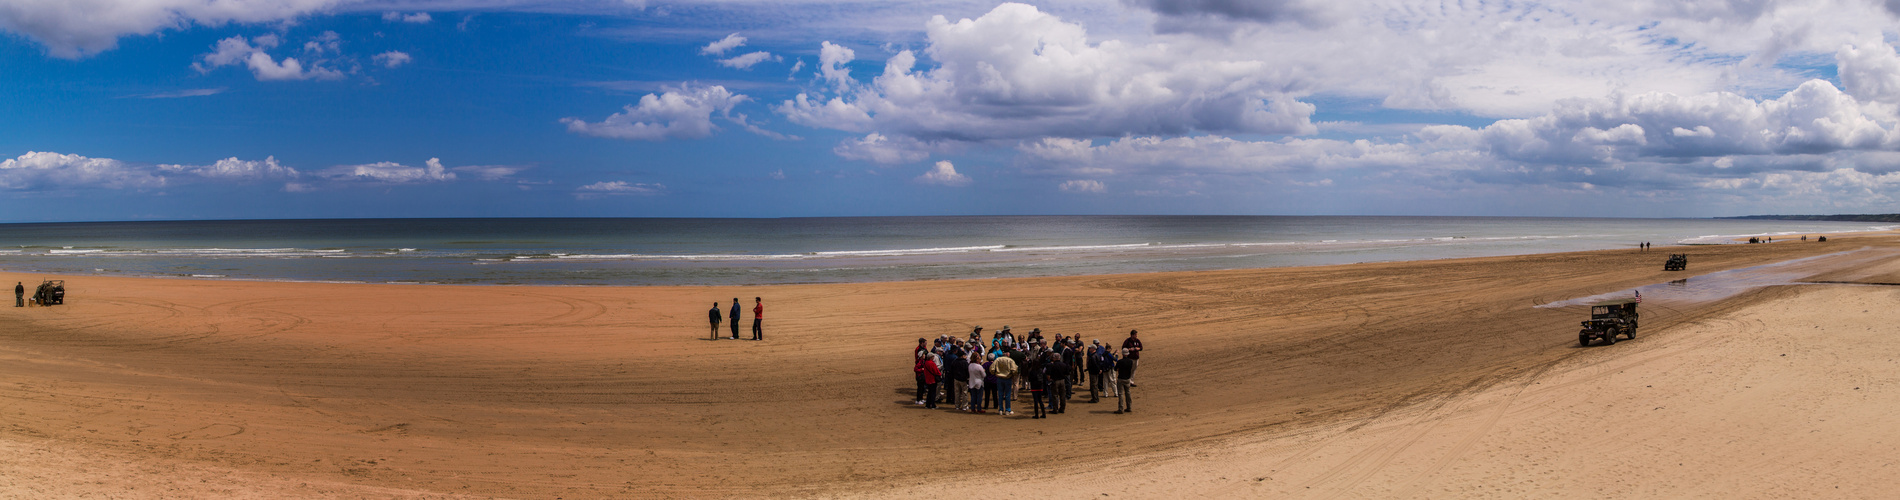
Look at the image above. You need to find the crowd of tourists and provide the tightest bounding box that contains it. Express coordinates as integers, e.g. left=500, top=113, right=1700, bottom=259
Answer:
left=912, top=326, right=1142, bottom=418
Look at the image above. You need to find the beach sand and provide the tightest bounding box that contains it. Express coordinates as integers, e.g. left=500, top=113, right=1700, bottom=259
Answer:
left=3, top=236, right=1899, bottom=498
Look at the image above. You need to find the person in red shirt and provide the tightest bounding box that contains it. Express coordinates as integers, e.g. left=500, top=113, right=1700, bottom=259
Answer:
left=915, top=353, right=941, bottom=409
left=750, top=297, right=764, bottom=340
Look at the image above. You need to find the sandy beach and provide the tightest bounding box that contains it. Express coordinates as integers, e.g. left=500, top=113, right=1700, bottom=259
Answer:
left=5, top=236, right=1900, bottom=498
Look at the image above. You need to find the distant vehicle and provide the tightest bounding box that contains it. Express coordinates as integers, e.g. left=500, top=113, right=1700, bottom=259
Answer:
left=1579, top=298, right=1638, bottom=347
left=1663, top=254, right=1687, bottom=271
left=33, top=280, right=64, bottom=305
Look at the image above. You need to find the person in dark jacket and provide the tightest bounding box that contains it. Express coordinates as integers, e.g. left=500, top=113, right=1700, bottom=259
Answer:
left=1115, top=348, right=1137, bottom=414
left=945, top=349, right=968, bottom=409
left=729, top=298, right=742, bottom=339
left=13, top=282, right=22, bottom=307
left=1088, top=342, right=1113, bottom=403
left=1044, top=351, right=1071, bottom=414
left=707, top=303, right=722, bottom=340
left=1026, top=351, right=1048, bottom=418
left=1120, top=329, right=1143, bottom=385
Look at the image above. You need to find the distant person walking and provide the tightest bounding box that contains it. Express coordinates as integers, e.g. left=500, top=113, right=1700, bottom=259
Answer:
left=708, top=302, right=723, bottom=340
left=13, top=282, right=22, bottom=307
left=729, top=298, right=742, bottom=339
left=1114, top=348, right=1137, bottom=414
left=751, top=297, right=764, bottom=340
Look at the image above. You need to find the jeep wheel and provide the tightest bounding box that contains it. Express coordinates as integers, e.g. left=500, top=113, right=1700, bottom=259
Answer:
left=1604, top=331, right=1617, bottom=345
left=1625, top=327, right=1636, bottom=340
left=1579, top=332, right=1592, bottom=347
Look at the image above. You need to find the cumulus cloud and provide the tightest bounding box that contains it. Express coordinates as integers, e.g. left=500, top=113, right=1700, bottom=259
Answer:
left=193, top=34, right=343, bottom=81
left=373, top=50, right=412, bottom=68
left=1442, top=80, right=1899, bottom=165
left=778, top=3, right=1318, bottom=144
left=158, top=156, right=299, bottom=180
left=320, top=158, right=456, bottom=183
left=562, top=84, right=750, bottom=141
left=0, top=151, right=166, bottom=190
left=382, top=11, right=430, bottom=24
left=1058, top=179, right=1105, bottom=193
left=915, top=160, right=971, bottom=186
left=700, top=33, right=746, bottom=55
left=0, top=0, right=345, bottom=58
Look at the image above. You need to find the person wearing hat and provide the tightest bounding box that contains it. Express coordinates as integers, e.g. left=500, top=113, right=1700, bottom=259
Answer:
left=707, top=302, right=723, bottom=340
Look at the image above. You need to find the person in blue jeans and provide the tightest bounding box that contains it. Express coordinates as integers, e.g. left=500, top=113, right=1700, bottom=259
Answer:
left=989, top=350, right=1018, bottom=415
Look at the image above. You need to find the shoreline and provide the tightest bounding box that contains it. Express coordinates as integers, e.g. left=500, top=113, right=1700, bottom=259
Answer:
left=2, top=234, right=1897, bottom=497
left=4, top=225, right=1895, bottom=289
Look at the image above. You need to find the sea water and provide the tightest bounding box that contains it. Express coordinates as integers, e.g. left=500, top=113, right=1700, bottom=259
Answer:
left=0, top=216, right=1884, bottom=286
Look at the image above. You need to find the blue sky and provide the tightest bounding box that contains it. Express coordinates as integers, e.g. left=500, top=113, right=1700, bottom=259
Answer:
left=5, top=0, right=1900, bottom=221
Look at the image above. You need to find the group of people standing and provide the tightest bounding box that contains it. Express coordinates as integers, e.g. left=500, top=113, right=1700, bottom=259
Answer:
left=912, top=326, right=1142, bottom=418
left=708, top=297, right=765, bottom=340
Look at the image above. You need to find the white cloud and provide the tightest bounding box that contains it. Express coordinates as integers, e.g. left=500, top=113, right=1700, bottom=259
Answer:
left=561, top=84, right=750, bottom=141
left=0, top=151, right=166, bottom=190
left=915, top=160, right=971, bottom=186
left=136, top=88, right=225, bottom=99
left=817, top=41, right=855, bottom=92
left=1058, top=179, right=1105, bottom=193
left=718, top=51, right=779, bottom=70
left=700, top=33, right=746, bottom=55
left=451, top=164, right=525, bottom=181
left=158, top=156, right=299, bottom=180
left=778, top=4, right=1318, bottom=143
left=373, top=50, right=413, bottom=68
left=382, top=11, right=431, bottom=24
left=193, top=35, right=343, bottom=81
left=576, top=180, right=665, bottom=198
left=1448, top=80, right=1898, bottom=165
left=302, top=30, right=339, bottom=54
left=0, top=0, right=345, bottom=58
left=321, top=158, right=456, bottom=183
left=834, top=133, right=933, bottom=164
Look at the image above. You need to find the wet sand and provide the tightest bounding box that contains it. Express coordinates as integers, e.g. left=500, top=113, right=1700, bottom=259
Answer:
left=2, top=235, right=1898, bottom=498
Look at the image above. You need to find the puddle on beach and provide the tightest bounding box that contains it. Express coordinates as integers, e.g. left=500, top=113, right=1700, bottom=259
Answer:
left=1537, top=247, right=1900, bottom=309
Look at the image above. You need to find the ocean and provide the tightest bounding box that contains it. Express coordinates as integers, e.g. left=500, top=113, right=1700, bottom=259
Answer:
left=0, top=216, right=1884, bottom=286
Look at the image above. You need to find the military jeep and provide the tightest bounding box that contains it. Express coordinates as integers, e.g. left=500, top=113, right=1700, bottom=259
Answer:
left=1579, top=298, right=1638, bottom=347
left=1663, top=254, right=1687, bottom=271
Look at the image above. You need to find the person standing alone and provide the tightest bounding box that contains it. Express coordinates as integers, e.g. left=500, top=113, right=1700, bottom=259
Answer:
left=729, top=298, right=742, bottom=339
left=708, top=302, right=723, bottom=340
left=13, top=282, right=22, bottom=307
left=750, top=297, right=764, bottom=340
